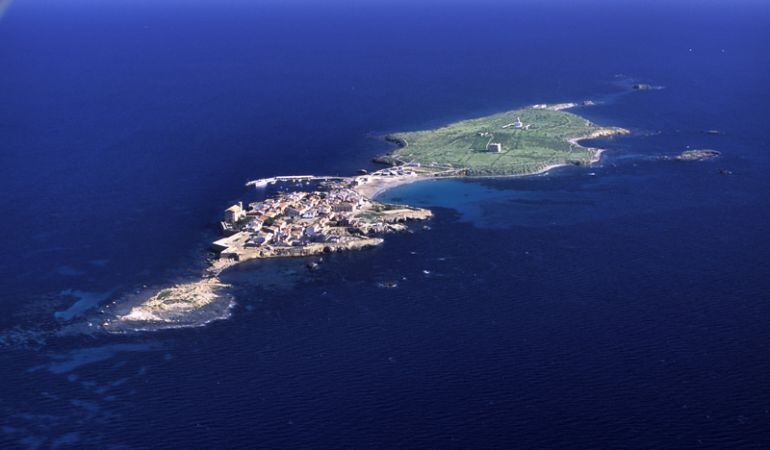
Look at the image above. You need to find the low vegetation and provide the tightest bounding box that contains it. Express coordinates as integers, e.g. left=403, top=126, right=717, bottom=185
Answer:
left=382, top=107, right=620, bottom=175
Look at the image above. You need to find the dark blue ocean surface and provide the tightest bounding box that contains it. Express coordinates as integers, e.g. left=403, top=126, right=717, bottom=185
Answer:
left=2, top=0, right=770, bottom=447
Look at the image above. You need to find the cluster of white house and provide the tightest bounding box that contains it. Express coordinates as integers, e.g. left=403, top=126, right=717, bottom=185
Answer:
left=223, top=188, right=370, bottom=249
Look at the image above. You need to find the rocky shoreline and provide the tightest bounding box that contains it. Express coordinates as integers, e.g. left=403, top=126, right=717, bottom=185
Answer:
left=105, top=192, right=432, bottom=332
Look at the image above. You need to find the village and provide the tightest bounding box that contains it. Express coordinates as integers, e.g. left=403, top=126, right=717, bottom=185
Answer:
left=212, top=167, right=434, bottom=262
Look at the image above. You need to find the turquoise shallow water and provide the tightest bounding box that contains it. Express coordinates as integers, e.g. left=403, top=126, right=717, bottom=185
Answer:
left=378, top=175, right=608, bottom=228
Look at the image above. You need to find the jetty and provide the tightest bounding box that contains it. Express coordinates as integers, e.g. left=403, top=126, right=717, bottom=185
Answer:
left=246, top=175, right=346, bottom=188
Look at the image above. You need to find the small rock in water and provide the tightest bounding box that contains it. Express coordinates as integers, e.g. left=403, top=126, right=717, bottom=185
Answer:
left=675, top=149, right=721, bottom=161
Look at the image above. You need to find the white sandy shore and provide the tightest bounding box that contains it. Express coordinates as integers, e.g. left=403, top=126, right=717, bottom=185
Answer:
left=353, top=174, right=432, bottom=198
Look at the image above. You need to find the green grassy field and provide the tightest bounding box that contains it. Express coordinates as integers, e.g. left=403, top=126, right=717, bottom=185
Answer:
left=382, top=107, right=616, bottom=175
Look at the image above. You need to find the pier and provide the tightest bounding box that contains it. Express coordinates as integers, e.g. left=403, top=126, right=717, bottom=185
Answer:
left=245, top=175, right=346, bottom=188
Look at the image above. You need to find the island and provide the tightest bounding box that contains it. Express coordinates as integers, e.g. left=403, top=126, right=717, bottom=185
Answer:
left=104, top=103, right=628, bottom=331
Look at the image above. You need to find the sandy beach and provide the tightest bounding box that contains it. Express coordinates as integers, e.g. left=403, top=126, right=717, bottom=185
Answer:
left=353, top=174, right=433, bottom=198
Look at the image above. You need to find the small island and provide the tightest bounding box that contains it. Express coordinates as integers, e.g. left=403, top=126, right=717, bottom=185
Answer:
left=675, top=149, right=721, bottom=161
left=105, top=103, right=628, bottom=331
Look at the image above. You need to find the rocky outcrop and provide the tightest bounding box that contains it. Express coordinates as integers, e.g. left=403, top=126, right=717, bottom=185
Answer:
left=384, top=135, right=408, bottom=149
left=105, top=278, right=234, bottom=331
left=373, top=136, right=409, bottom=166
left=675, top=149, right=721, bottom=161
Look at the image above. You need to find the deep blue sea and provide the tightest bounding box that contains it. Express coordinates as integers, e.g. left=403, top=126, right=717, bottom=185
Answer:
left=2, top=0, right=770, bottom=447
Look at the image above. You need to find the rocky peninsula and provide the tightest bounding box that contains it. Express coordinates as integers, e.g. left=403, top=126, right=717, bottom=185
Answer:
left=106, top=169, right=435, bottom=331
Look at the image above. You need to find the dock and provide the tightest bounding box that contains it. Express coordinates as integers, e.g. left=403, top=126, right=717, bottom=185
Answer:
left=245, top=175, right=346, bottom=188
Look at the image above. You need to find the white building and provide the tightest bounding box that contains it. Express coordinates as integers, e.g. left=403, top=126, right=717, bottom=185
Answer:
left=224, top=202, right=245, bottom=224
